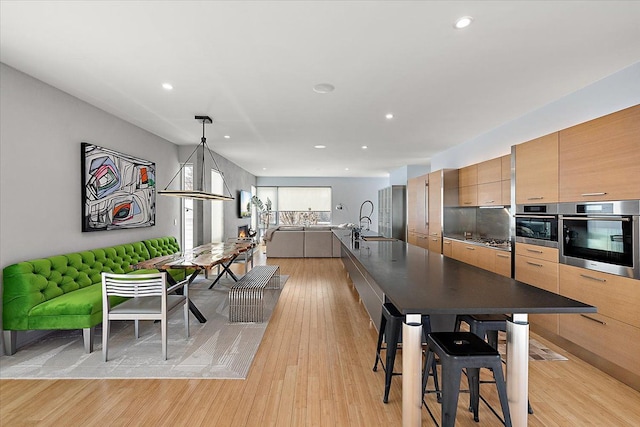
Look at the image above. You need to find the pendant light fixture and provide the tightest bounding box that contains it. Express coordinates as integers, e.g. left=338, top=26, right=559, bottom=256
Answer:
left=159, top=115, right=234, bottom=201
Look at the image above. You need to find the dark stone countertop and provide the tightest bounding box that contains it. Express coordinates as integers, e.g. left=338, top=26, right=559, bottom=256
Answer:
left=334, top=230, right=596, bottom=316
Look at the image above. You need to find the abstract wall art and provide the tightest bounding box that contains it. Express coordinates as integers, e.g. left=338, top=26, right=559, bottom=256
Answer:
left=81, top=142, right=156, bottom=231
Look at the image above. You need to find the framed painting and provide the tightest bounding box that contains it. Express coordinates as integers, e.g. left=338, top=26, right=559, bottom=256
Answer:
left=81, top=142, right=156, bottom=232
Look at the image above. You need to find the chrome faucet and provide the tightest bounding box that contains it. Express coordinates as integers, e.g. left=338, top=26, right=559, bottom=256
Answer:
left=359, top=200, right=374, bottom=231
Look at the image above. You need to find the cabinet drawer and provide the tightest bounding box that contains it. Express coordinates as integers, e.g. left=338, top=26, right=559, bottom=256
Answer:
left=443, top=239, right=453, bottom=257
left=451, top=241, right=479, bottom=266
left=559, top=264, right=640, bottom=329
left=559, top=312, right=640, bottom=377
left=514, top=242, right=558, bottom=262
left=494, top=251, right=511, bottom=277
left=515, top=255, right=559, bottom=293
left=428, top=236, right=442, bottom=254
left=414, top=233, right=429, bottom=250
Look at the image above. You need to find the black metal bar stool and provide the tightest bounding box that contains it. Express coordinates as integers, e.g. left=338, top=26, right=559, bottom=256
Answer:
left=422, top=332, right=512, bottom=427
left=373, top=302, right=439, bottom=403
left=455, top=314, right=534, bottom=415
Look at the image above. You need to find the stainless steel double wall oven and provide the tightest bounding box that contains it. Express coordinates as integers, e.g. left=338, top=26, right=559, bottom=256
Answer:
left=559, top=201, right=640, bottom=279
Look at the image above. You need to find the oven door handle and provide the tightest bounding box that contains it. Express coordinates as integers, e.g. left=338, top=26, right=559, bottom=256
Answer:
left=514, top=215, right=556, bottom=219
left=561, top=216, right=630, bottom=222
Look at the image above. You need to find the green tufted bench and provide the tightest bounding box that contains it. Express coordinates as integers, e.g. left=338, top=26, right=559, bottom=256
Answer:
left=2, top=236, right=188, bottom=355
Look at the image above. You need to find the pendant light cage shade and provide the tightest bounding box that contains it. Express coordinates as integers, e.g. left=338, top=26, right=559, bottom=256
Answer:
left=159, top=116, right=234, bottom=201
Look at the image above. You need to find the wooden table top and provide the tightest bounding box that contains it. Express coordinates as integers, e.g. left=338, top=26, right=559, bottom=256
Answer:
left=134, top=241, right=254, bottom=270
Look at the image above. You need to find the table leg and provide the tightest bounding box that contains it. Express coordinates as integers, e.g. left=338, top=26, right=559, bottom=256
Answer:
left=507, top=313, right=529, bottom=427
left=402, top=313, right=423, bottom=427
left=208, top=256, right=240, bottom=289
left=165, top=269, right=207, bottom=323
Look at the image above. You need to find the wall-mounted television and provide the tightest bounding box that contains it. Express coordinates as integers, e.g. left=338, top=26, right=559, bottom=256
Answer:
left=239, top=190, right=252, bottom=218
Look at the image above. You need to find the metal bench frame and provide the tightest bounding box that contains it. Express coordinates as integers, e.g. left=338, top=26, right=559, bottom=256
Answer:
left=229, top=265, right=280, bottom=322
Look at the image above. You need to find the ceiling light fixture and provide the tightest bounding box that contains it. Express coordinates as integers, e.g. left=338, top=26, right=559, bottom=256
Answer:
left=159, top=116, right=234, bottom=201
left=361, top=145, right=368, bottom=150
left=224, top=135, right=230, bottom=139
left=313, top=83, right=335, bottom=94
left=385, top=113, right=394, bottom=119
left=454, top=16, right=474, bottom=29
left=162, top=83, right=173, bottom=90
left=314, top=145, right=326, bottom=149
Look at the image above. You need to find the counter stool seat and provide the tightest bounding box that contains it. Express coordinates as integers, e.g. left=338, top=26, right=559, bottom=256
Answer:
left=373, top=302, right=439, bottom=403
left=455, top=314, right=534, bottom=416
left=423, top=332, right=512, bottom=427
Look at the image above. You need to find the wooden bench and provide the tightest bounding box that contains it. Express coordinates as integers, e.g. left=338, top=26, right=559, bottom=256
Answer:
left=229, top=265, right=280, bottom=322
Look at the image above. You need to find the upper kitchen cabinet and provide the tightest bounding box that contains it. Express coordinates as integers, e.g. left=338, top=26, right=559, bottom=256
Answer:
left=515, top=132, right=559, bottom=204
left=501, top=155, right=511, bottom=206
left=477, top=158, right=503, bottom=207
left=458, top=164, right=478, bottom=206
left=559, top=105, right=640, bottom=202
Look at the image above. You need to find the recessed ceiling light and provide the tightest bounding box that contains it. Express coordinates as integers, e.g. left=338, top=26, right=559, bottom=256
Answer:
left=224, top=135, right=230, bottom=139
left=361, top=145, right=368, bottom=150
left=385, top=113, right=394, bottom=119
left=454, top=16, right=473, bottom=29
left=314, top=145, right=326, bottom=149
left=345, top=168, right=350, bottom=171
left=162, top=83, right=173, bottom=90
left=262, top=167, right=267, bottom=171
left=313, top=83, right=335, bottom=94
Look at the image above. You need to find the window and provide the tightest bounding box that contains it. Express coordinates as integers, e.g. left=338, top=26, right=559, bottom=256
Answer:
left=256, top=186, right=332, bottom=226
left=211, top=170, right=223, bottom=242
left=182, top=164, right=193, bottom=250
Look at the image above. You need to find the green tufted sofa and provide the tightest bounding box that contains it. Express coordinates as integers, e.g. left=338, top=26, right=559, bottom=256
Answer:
left=2, top=236, right=190, bottom=355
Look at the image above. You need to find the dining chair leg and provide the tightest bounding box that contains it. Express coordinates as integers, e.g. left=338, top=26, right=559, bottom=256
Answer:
left=162, top=317, right=168, bottom=360
left=102, top=319, right=110, bottom=362
left=135, top=319, right=139, bottom=339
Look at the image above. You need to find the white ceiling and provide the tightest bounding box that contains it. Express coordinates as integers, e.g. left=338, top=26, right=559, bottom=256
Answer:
left=2, top=1, right=639, bottom=177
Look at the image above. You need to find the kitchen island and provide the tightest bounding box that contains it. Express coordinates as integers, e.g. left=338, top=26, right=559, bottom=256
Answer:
left=334, top=230, right=596, bottom=427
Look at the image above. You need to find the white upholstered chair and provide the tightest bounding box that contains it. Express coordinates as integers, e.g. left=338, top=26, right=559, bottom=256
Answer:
left=101, top=272, right=189, bottom=361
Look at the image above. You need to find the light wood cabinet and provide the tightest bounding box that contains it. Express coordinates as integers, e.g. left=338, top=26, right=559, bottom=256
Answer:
left=477, top=181, right=502, bottom=206
left=407, top=175, right=428, bottom=235
left=501, top=154, right=511, bottom=206
left=458, top=185, right=477, bottom=206
left=428, top=170, right=443, bottom=253
left=501, top=155, right=511, bottom=181
left=478, top=158, right=502, bottom=184
left=450, top=240, right=508, bottom=275
left=515, top=243, right=559, bottom=333
left=515, top=132, right=559, bottom=204
left=443, top=238, right=453, bottom=257
left=451, top=240, right=479, bottom=266
left=428, top=236, right=442, bottom=253
left=559, top=104, right=640, bottom=202
left=428, top=171, right=442, bottom=237
left=501, top=179, right=511, bottom=206
left=458, top=164, right=478, bottom=207
left=559, top=312, right=640, bottom=378
left=458, top=164, right=477, bottom=187
left=559, top=264, right=640, bottom=329
left=494, top=251, right=511, bottom=277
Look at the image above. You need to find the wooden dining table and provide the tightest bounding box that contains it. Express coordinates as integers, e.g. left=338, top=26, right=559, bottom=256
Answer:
left=133, top=240, right=255, bottom=323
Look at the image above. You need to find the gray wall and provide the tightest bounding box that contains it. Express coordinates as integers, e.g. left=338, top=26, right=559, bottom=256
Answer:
left=256, top=176, right=389, bottom=231
left=0, top=63, right=185, bottom=351
left=0, top=63, right=183, bottom=265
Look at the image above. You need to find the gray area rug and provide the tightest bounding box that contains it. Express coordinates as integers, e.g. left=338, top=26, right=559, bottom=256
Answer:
left=0, top=275, right=287, bottom=379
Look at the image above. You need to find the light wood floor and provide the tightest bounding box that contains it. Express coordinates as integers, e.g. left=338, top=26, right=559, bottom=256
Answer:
left=1, top=254, right=639, bottom=426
